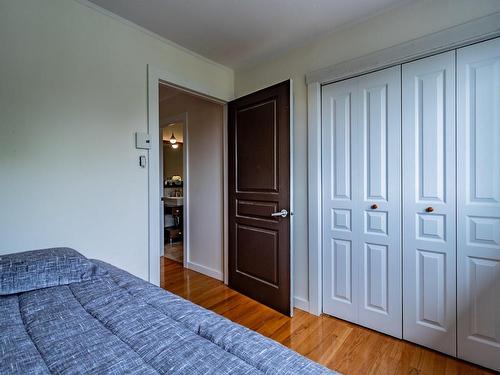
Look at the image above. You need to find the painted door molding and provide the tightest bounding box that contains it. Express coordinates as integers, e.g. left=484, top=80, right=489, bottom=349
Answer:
left=356, top=67, right=401, bottom=337
left=402, top=51, right=457, bottom=356
left=457, top=37, right=500, bottom=372
left=322, top=66, right=402, bottom=337
left=322, top=78, right=358, bottom=321
left=307, top=82, right=323, bottom=316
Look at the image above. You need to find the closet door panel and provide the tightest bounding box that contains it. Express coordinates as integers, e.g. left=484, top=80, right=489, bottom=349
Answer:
left=322, top=80, right=359, bottom=321
left=356, top=66, right=402, bottom=338
left=457, top=37, right=500, bottom=372
left=402, top=51, right=456, bottom=355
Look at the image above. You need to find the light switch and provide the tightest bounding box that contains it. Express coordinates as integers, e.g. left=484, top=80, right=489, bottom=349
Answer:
left=139, top=155, right=147, bottom=168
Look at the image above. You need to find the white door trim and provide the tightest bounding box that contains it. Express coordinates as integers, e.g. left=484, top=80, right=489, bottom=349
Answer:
left=147, top=65, right=230, bottom=286
left=160, top=111, right=189, bottom=269
left=307, top=82, right=322, bottom=316
left=306, top=12, right=500, bottom=316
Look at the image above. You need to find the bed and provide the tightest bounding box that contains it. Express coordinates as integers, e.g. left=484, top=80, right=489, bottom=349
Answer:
left=0, top=248, right=336, bottom=374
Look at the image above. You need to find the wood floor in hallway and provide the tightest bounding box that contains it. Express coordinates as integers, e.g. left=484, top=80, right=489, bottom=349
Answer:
left=160, top=257, right=493, bottom=375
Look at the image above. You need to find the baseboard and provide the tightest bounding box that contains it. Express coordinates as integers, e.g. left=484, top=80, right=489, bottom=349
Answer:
left=187, top=261, right=223, bottom=281
left=293, top=296, right=310, bottom=313
left=185, top=263, right=309, bottom=311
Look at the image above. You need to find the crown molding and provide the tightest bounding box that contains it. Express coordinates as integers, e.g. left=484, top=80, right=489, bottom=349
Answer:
left=73, top=0, right=233, bottom=75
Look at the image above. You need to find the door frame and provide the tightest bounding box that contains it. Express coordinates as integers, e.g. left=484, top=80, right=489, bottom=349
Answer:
left=160, top=111, right=189, bottom=269
left=148, top=66, right=294, bottom=311
left=147, top=65, right=229, bottom=286
left=306, top=12, right=500, bottom=316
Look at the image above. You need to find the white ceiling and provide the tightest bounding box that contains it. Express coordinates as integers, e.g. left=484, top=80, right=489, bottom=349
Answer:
left=87, top=0, right=412, bottom=69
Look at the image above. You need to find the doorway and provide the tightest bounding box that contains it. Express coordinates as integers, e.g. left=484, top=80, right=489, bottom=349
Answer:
left=157, top=82, right=226, bottom=285
left=147, top=68, right=293, bottom=316
left=160, top=112, right=186, bottom=266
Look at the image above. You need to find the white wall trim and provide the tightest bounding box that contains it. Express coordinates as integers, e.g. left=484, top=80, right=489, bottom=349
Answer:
left=307, top=82, right=322, bottom=316
left=74, top=0, right=233, bottom=75
left=147, top=65, right=229, bottom=286
left=293, top=297, right=310, bottom=313
left=305, top=12, right=500, bottom=317
left=187, top=261, right=224, bottom=281
left=306, top=11, right=500, bottom=85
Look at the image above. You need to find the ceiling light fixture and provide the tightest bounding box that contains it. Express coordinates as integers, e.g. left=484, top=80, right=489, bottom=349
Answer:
left=169, top=132, right=177, bottom=144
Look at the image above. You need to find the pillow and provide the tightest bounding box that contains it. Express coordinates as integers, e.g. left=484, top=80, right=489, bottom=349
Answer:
left=0, top=247, right=104, bottom=295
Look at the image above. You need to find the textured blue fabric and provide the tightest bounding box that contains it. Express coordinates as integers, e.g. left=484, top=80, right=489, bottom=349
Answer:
left=0, top=248, right=103, bottom=295
left=0, top=249, right=337, bottom=374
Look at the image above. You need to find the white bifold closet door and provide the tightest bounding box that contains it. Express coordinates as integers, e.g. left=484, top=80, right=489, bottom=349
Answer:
left=322, top=66, right=402, bottom=338
left=402, top=51, right=457, bottom=356
left=457, top=38, right=500, bottom=372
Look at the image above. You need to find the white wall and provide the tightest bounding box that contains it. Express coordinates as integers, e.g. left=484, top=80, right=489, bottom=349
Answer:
left=234, top=0, right=500, bottom=307
left=160, top=91, right=224, bottom=280
left=0, top=0, right=233, bottom=280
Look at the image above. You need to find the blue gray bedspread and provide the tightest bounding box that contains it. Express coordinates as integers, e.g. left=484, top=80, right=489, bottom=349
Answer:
left=0, top=248, right=335, bottom=374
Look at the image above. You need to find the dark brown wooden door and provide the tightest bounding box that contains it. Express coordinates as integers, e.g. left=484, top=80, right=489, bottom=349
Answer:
left=228, top=80, right=291, bottom=316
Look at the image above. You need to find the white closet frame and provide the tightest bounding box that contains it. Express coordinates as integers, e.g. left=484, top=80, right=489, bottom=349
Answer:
left=306, top=11, right=500, bottom=317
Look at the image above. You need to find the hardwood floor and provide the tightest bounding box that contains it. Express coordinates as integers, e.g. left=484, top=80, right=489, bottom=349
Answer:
left=164, top=242, right=183, bottom=263
left=160, top=257, right=494, bottom=375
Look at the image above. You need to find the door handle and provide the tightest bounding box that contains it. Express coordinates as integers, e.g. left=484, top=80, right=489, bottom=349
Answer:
left=271, top=209, right=288, bottom=218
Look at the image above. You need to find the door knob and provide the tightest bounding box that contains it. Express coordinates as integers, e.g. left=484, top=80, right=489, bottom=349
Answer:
left=271, top=209, right=288, bottom=218
left=425, top=207, right=434, bottom=213
left=371, top=204, right=378, bottom=209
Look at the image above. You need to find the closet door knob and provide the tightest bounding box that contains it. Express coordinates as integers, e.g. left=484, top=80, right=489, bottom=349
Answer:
left=425, top=206, right=434, bottom=213
left=370, top=204, right=378, bottom=209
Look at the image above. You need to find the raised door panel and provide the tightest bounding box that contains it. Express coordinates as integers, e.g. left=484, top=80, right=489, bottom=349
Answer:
left=236, top=101, right=277, bottom=192
left=402, top=51, right=456, bottom=355
left=330, top=93, right=352, bottom=201
left=330, top=239, right=353, bottom=303
left=355, top=66, right=402, bottom=338
left=457, top=37, right=500, bottom=372
left=322, top=80, right=358, bottom=321
left=236, top=225, right=278, bottom=285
